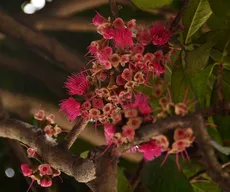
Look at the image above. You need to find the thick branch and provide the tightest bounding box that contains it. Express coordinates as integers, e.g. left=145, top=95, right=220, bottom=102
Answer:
left=192, top=115, right=230, bottom=192
left=0, top=7, right=84, bottom=72
left=0, top=118, right=96, bottom=183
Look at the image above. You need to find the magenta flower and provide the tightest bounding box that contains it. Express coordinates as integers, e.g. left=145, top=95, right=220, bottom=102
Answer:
left=139, top=141, right=162, bottom=161
left=60, top=97, right=81, bottom=122
left=150, top=24, right=171, bottom=46
left=92, top=98, right=104, bottom=109
left=153, top=63, right=165, bottom=76
left=136, top=28, right=151, bottom=46
left=21, top=164, right=33, bottom=176
left=92, top=12, right=107, bottom=26
left=104, top=124, right=116, bottom=144
left=38, top=164, right=53, bottom=176
left=40, top=176, right=52, bottom=187
left=113, top=27, right=133, bottom=49
left=65, top=73, right=89, bottom=96
left=134, top=94, right=152, bottom=115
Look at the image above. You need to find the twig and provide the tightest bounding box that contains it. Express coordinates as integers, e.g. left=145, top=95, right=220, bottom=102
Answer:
left=63, top=118, right=89, bottom=149
left=170, top=0, right=189, bottom=33
left=189, top=161, right=230, bottom=183
left=110, top=0, right=119, bottom=19
left=0, top=7, right=84, bottom=72
left=130, top=159, right=145, bottom=190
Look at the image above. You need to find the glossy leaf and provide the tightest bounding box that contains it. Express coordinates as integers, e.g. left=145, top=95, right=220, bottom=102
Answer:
left=185, top=42, right=214, bottom=76
left=132, top=0, right=172, bottom=11
left=183, top=0, right=212, bottom=43
left=189, top=64, right=216, bottom=107
left=141, top=156, right=193, bottom=192
left=171, top=56, right=195, bottom=103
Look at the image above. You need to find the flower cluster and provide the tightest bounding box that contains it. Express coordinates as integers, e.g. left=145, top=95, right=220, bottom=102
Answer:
left=21, top=163, right=60, bottom=189
left=21, top=109, right=63, bottom=191
left=34, top=109, right=62, bottom=138
left=60, top=13, right=195, bottom=165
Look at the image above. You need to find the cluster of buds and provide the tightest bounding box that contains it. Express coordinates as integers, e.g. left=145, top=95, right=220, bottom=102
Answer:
left=59, top=12, right=195, bottom=165
left=34, top=109, right=62, bottom=138
left=21, top=109, right=62, bottom=191
left=21, top=163, right=60, bottom=189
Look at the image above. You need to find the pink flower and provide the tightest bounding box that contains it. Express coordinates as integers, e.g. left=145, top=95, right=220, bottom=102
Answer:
left=34, top=110, right=45, bottom=121
left=134, top=94, right=152, bottom=115
left=40, top=176, right=52, bottom=187
left=102, top=28, right=114, bottom=39
left=139, top=141, right=162, bottom=161
left=92, top=98, right=104, bottom=109
left=113, top=27, right=133, bottom=49
left=92, top=12, right=107, bottom=26
left=46, top=114, right=55, bottom=124
left=113, top=18, right=124, bottom=29
left=121, top=68, right=133, bottom=81
left=136, top=28, right=151, bottom=46
left=97, top=46, right=113, bottom=62
left=104, top=124, right=116, bottom=144
left=127, top=19, right=136, bottom=30
left=116, top=75, right=126, bottom=86
left=38, top=164, right=53, bottom=176
left=44, top=125, right=54, bottom=136
left=65, top=73, right=89, bottom=96
left=122, top=127, right=135, bottom=142
left=27, top=148, right=37, bottom=158
left=60, top=97, right=81, bottom=122
left=21, top=164, right=32, bottom=176
left=153, top=63, right=165, bottom=76
left=150, top=24, right=171, bottom=46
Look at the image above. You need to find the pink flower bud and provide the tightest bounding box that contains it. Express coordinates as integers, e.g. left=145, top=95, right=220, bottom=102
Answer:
left=34, top=110, right=45, bottom=121
left=92, top=12, right=107, bottom=26
left=40, top=176, right=52, bottom=187
left=21, top=164, right=33, bottom=176
left=46, top=114, right=55, bottom=124
left=27, top=148, right=37, bottom=158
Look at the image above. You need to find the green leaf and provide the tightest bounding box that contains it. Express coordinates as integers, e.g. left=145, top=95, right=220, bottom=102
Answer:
left=189, top=64, right=216, bottom=107
left=183, top=0, right=212, bottom=44
left=211, top=70, right=230, bottom=142
left=208, top=0, right=230, bottom=18
left=207, top=14, right=229, bottom=30
left=80, top=151, right=89, bottom=159
left=185, top=42, right=214, bottom=76
left=192, top=182, right=222, bottom=192
left=210, top=140, right=230, bottom=155
left=141, top=156, right=193, bottom=192
left=117, top=167, right=133, bottom=192
left=171, top=56, right=195, bottom=103
left=132, top=0, right=172, bottom=11
left=210, top=49, right=230, bottom=70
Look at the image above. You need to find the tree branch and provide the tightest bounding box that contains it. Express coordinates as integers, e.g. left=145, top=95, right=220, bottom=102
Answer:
left=63, top=119, right=89, bottom=149
left=1, top=89, right=142, bottom=162
left=0, top=118, right=96, bottom=183
left=0, top=7, right=84, bottom=72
